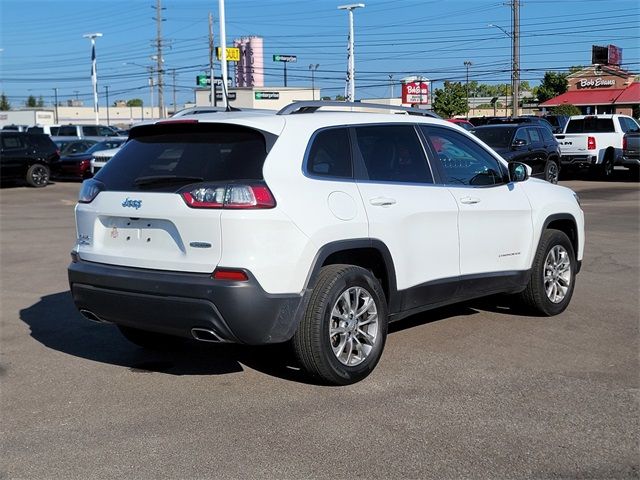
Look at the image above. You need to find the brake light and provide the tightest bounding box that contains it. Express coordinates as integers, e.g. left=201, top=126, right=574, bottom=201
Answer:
left=212, top=268, right=249, bottom=281
left=181, top=184, right=276, bottom=209
left=623, top=136, right=627, bottom=150
left=587, top=136, right=596, bottom=150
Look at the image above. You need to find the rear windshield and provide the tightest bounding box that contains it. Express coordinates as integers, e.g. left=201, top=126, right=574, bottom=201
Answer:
left=472, top=127, right=515, bottom=149
left=565, top=118, right=615, bottom=133
left=95, top=123, right=272, bottom=191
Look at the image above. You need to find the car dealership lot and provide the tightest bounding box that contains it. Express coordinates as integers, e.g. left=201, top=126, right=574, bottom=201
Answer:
left=1, top=178, right=638, bottom=479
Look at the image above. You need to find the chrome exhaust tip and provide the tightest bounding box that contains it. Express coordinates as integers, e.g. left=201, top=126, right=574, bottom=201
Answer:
left=79, top=309, right=109, bottom=323
left=191, top=327, right=224, bottom=343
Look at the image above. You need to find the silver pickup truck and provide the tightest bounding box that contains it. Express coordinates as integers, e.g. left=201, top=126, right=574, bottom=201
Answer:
left=554, top=114, right=640, bottom=178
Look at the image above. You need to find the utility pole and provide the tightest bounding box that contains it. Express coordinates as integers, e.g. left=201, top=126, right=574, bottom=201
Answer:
left=52, top=88, right=59, bottom=123
left=219, top=0, right=228, bottom=108
left=338, top=3, right=365, bottom=102
left=105, top=85, right=110, bottom=125
left=172, top=69, right=177, bottom=114
left=388, top=74, right=393, bottom=98
left=464, top=61, right=472, bottom=119
left=512, top=0, right=520, bottom=117
left=149, top=66, right=155, bottom=119
left=83, top=33, right=102, bottom=124
left=208, top=11, right=216, bottom=106
left=154, top=0, right=166, bottom=118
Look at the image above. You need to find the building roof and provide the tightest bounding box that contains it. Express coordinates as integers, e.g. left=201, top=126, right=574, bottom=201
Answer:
left=539, top=83, right=639, bottom=107
left=615, top=82, right=640, bottom=103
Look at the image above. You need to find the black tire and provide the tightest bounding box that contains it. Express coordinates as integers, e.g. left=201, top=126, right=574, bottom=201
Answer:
left=544, top=159, right=560, bottom=184
left=597, top=150, right=615, bottom=180
left=25, top=163, right=50, bottom=188
left=517, top=229, right=576, bottom=316
left=117, top=325, right=180, bottom=350
left=293, top=264, right=388, bottom=385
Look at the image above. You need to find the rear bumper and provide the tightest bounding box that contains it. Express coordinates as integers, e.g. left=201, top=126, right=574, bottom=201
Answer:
left=621, top=154, right=639, bottom=168
left=559, top=154, right=597, bottom=167
left=68, top=258, right=305, bottom=345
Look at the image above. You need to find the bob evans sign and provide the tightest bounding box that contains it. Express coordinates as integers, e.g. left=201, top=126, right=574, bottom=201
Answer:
left=402, top=81, right=429, bottom=104
left=576, top=77, right=616, bottom=89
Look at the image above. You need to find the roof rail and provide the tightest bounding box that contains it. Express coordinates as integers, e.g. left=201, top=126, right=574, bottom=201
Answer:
left=276, top=101, right=441, bottom=118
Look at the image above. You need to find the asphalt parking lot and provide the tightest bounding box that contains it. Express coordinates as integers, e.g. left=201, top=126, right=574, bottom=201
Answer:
left=1, top=175, right=638, bottom=479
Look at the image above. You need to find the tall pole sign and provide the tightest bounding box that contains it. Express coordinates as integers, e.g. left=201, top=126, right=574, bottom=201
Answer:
left=273, top=55, right=297, bottom=87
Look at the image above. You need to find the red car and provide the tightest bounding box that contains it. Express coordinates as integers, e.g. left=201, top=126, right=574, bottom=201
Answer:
left=447, top=118, right=474, bottom=131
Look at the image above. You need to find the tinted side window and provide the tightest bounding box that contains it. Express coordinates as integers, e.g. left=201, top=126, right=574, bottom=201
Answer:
left=58, top=126, right=77, bottom=136
left=540, top=127, right=555, bottom=144
left=514, top=129, right=529, bottom=144
left=306, top=128, right=352, bottom=178
left=528, top=128, right=541, bottom=144
left=620, top=117, right=640, bottom=133
left=354, top=125, right=433, bottom=184
left=83, top=126, right=99, bottom=136
left=420, top=126, right=505, bottom=186
left=1, top=135, right=25, bottom=149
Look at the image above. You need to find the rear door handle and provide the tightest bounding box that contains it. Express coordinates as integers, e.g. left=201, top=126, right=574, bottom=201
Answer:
left=369, top=197, right=396, bottom=207
left=460, top=196, right=481, bottom=205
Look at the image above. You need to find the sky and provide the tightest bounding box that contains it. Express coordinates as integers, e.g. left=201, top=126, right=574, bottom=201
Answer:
left=1, top=0, right=639, bottom=109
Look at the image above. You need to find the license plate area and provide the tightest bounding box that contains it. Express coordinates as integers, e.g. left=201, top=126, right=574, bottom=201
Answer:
left=99, top=216, right=186, bottom=253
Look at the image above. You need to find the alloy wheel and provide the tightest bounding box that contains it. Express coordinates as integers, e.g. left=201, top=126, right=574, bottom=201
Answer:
left=329, top=286, right=379, bottom=366
left=543, top=245, right=572, bottom=303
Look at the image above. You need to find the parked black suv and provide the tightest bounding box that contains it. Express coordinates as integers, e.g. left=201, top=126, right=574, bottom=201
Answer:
left=471, top=124, right=561, bottom=183
left=0, top=132, right=59, bottom=187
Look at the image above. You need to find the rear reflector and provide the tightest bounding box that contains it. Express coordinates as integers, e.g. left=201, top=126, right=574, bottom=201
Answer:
left=212, top=269, right=249, bottom=281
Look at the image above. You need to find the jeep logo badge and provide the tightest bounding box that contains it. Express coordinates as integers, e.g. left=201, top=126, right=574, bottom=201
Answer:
left=122, top=198, right=142, bottom=210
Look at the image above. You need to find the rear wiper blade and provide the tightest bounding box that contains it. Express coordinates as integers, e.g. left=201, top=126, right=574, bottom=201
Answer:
left=134, top=175, right=203, bottom=187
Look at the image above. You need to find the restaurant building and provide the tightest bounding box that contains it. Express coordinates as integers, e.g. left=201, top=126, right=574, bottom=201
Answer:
left=540, top=45, right=639, bottom=116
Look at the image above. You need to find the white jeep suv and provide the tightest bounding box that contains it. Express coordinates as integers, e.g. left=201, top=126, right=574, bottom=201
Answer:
left=69, top=102, right=585, bottom=385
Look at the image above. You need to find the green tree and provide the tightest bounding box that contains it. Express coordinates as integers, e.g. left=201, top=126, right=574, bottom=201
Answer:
left=432, top=81, right=469, bottom=118
left=536, top=71, right=569, bottom=103
left=126, top=98, right=143, bottom=107
left=552, top=104, right=581, bottom=116
left=37, top=96, right=45, bottom=107
left=26, top=95, right=37, bottom=107
left=0, top=93, right=10, bottom=110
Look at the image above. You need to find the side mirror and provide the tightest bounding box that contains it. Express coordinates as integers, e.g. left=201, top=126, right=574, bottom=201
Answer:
left=512, top=138, right=527, bottom=148
left=509, top=162, right=529, bottom=182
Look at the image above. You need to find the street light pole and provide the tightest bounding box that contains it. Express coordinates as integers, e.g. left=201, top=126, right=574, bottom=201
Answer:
left=52, top=88, right=59, bottom=123
left=489, top=22, right=517, bottom=117
left=83, top=32, right=102, bottom=124
left=309, top=64, right=319, bottom=100
left=338, top=3, right=365, bottom=102
left=105, top=85, right=110, bottom=125
left=464, top=61, right=472, bottom=119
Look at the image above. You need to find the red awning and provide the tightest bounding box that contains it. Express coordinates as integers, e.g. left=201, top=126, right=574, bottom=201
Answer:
left=540, top=89, right=624, bottom=107
left=615, top=82, right=640, bottom=103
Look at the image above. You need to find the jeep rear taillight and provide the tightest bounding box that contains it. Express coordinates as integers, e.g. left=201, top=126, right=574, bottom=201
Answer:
left=623, top=136, right=627, bottom=150
left=587, top=136, right=596, bottom=150
left=181, top=184, right=276, bottom=209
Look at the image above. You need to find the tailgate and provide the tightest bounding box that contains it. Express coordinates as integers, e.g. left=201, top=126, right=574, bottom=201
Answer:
left=554, top=134, right=588, bottom=154
left=75, top=191, right=222, bottom=273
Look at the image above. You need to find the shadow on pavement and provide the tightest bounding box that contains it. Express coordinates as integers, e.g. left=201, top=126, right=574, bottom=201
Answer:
left=19, top=291, right=310, bottom=383
left=20, top=291, right=534, bottom=383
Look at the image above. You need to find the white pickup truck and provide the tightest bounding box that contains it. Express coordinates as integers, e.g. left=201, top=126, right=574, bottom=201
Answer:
left=554, top=114, right=640, bottom=178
